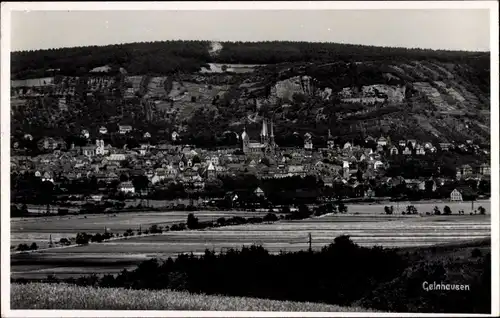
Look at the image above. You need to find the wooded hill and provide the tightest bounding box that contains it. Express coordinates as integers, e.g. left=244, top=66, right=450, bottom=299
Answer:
left=10, top=40, right=491, bottom=147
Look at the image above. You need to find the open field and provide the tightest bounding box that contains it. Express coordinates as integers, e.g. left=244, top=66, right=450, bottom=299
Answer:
left=11, top=283, right=374, bottom=311
left=11, top=201, right=490, bottom=279
left=11, top=210, right=269, bottom=248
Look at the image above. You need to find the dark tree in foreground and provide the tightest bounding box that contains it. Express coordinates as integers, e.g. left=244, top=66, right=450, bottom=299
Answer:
left=433, top=206, right=441, bottom=215
left=443, top=206, right=452, bottom=215
left=478, top=206, right=486, bottom=215
left=187, top=213, right=199, bottom=229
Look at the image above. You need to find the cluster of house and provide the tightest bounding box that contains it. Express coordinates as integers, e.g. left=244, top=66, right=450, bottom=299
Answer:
left=11, top=124, right=491, bottom=201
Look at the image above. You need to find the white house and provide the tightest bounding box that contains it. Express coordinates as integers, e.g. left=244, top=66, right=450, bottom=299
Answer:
left=96, top=139, right=105, bottom=156
left=172, top=131, right=180, bottom=142
left=144, top=132, right=151, bottom=139
left=304, top=133, right=313, bottom=150
left=81, top=129, right=90, bottom=139
left=450, top=189, right=463, bottom=202
left=119, top=181, right=135, bottom=194
left=254, top=187, right=265, bottom=197
left=373, top=160, right=384, bottom=170
left=390, top=146, right=399, bottom=155
left=99, top=126, right=108, bottom=134
left=119, top=125, right=133, bottom=134
left=415, top=146, right=426, bottom=156
left=377, top=137, right=388, bottom=147
left=403, top=147, right=412, bottom=155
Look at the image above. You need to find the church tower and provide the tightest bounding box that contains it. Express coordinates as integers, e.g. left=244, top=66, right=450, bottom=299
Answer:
left=327, top=129, right=335, bottom=149
left=304, top=132, right=313, bottom=150
left=241, top=126, right=250, bottom=154
left=269, top=120, right=275, bottom=147
left=260, top=118, right=269, bottom=145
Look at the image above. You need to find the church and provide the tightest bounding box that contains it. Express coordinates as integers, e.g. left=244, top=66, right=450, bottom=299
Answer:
left=241, top=118, right=277, bottom=155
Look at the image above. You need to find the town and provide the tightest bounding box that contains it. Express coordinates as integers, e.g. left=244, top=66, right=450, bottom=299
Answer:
left=10, top=109, right=490, bottom=216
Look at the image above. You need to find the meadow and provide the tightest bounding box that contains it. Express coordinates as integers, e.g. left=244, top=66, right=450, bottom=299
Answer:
left=11, top=283, right=375, bottom=311
left=11, top=210, right=268, bottom=248
left=10, top=201, right=491, bottom=279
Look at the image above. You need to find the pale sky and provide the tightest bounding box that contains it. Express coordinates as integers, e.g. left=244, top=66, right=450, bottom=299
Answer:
left=10, top=9, right=491, bottom=52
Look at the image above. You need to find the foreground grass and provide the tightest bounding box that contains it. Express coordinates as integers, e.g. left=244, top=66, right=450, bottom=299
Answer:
left=11, top=283, right=375, bottom=312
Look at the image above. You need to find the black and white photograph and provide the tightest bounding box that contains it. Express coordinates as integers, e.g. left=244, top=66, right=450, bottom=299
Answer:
left=1, top=1, right=499, bottom=316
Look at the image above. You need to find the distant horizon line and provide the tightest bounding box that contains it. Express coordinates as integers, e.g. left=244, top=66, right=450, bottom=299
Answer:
left=11, top=39, right=491, bottom=54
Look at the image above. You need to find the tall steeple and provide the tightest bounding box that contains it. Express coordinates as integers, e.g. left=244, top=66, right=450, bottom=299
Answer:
left=269, top=120, right=275, bottom=147
left=260, top=118, right=268, bottom=144
left=327, top=129, right=335, bottom=149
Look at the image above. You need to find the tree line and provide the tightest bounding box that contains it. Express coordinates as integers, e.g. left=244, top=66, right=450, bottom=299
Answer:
left=14, top=236, right=491, bottom=314
left=12, top=40, right=489, bottom=80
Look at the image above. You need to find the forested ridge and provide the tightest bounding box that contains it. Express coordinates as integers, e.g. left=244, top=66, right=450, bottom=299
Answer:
left=11, top=40, right=489, bottom=79
left=10, top=40, right=491, bottom=149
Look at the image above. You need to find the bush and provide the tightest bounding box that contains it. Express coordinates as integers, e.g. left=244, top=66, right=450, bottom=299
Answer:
left=59, top=238, right=71, bottom=246
left=297, top=204, right=311, bottom=218
left=216, top=217, right=226, bottom=226
left=57, top=208, right=69, bottom=215
left=406, top=205, right=418, bottom=215
left=91, top=233, right=103, bottom=243
left=443, top=206, right=452, bottom=215
left=281, top=206, right=291, bottom=214
left=149, top=224, right=162, bottom=234
left=29, top=243, right=38, bottom=250
left=263, top=213, right=278, bottom=223
left=16, top=243, right=29, bottom=251
left=478, top=206, right=486, bottom=215
left=433, top=206, right=441, bottom=215
left=187, top=213, right=199, bottom=229
left=247, top=217, right=263, bottom=224
left=76, top=232, right=91, bottom=245
left=338, top=202, right=348, bottom=213
left=384, top=206, right=393, bottom=215
left=471, top=248, right=482, bottom=258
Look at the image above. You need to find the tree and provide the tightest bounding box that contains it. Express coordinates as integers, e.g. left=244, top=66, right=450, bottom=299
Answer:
left=192, top=155, right=201, bottom=164
left=433, top=206, right=441, bottom=215
left=29, top=242, right=38, bottom=250
left=91, top=233, right=104, bottom=243
left=297, top=204, right=311, bottom=218
left=406, top=205, right=418, bottom=215
left=40, top=180, right=54, bottom=214
left=132, top=175, right=149, bottom=204
left=263, top=213, right=278, bottom=223
left=187, top=213, right=199, bottom=229
left=281, top=205, right=291, bottom=214
left=384, top=206, right=393, bottom=215
left=478, top=206, right=486, bottom=215
left=76, top=232, right=90, bottom=245
left=338, top=202, right=348, bottom=213
left=443, top=206, right=452, bottom=215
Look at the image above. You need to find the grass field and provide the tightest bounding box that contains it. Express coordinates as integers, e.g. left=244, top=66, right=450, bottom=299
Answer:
left=11, top=283, right=374, bottom=311
left=10, top=201, right=491, bottom=279
left=11, top=210, right=268, bottom=248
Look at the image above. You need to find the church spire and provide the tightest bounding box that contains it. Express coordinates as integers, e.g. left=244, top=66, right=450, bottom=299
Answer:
left=260, top=118, right=268, bottom=137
